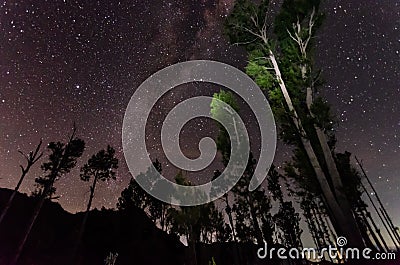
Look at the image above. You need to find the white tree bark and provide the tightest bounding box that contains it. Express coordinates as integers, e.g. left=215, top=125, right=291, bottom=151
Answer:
left=269, top=50, right=349, bottom=230
left=235, top=9, right=365, bottom=246
left=292, top=8, right=365, bottom=246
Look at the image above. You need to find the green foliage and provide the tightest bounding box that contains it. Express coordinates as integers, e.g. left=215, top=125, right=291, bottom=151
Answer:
left=210, top=90, right=240, bottom=166
left=174, top=170, right=189, bottom=186
left=224, top=0, right=343, bottom=208
left=274, top=0, right=324, bottom=42
left=245, top=50, right=277, bottom=91
left=311, top=96, right=336, bottom=131
left=210, top=89, right=239, bottom=114
left=211, top=88, right=274, bottom=245
left=209, top=257, right=216, bottom=265
left=224, top=0, right=270, bottom=50
left=225, top=0, right=335, bottom=145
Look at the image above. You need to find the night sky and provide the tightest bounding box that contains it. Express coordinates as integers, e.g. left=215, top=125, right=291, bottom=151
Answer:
left=0, top=0, right=399, bottom=230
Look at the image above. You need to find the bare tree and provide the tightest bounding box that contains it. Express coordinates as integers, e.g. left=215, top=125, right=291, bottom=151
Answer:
left=0, top=140, right=43, bottom=226
left=12, top=126, right=85, bottom=264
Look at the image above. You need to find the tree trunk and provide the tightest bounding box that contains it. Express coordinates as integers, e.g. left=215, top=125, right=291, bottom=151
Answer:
left=380, top=208, right=400, bottom=251
left=0, top=141, right=43, bottom=227
left=310, top=202, right=326, bottom=251
left=356, top=157, right=400, bottom=246
left=355, top=209, right=378, bottom=250
left=0, top=173, right=25, bottom=225
left=365, top=210, right=388, bottom=252
left=360, top=180, right=390, bottom=251
left=73, top=174, right=99, bottom=264
left=269, top=50, right=364, bottom=247
left=0, top=191, right=17, bottom=225
left=161, top=204, right=166, bottom=231
left=188, top=225, right=198, bottom=265
left=12, top=176, right=56, bottom=264
left=224, top=195, right=241, bottom=265
left=382, top=209, right=400, bottom=246
left=303, top=204, right=320, bottom=251
left=315, top=202, right=333, bottom=250
left=305, top=85, right=365, bottom=247
left=247, top=194, right=263, bottom=246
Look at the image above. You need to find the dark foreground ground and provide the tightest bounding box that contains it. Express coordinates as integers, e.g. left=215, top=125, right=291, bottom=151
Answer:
left=0, top=188, right=398, bottom=265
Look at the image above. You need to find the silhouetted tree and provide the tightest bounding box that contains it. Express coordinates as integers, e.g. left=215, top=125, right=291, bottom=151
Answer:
left=210, top=91, right=239, bottom=244
left=74, top=145, right=118, bottom=262
left=0, top=140, right=43, bottom=226
left=118, top=176, right=148, bottom=210
left=274, top=202, right=302, bottom=247
left=117, top=160, right=170, bottom=231
left=145, top=160, right=169, bottom=231
left=211, top=169, right=235, bottom=244
left=211, top=90, right=273, bottom=247
left=210, top=90, right=240, bottom=166
left=232, top=153, right=274, bottom=246
left=167, top=171, right=227, bottom=265
left=13, top=126, right=85, bottom=264
left=210, top=91, right=245, bottom=264
left=267, top=165, right=303, bottom=249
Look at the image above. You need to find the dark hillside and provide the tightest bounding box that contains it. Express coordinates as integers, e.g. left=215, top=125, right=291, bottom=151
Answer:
left=0, top=188, right=184, bottom=265
left=0, top=188, right=398, bottom=265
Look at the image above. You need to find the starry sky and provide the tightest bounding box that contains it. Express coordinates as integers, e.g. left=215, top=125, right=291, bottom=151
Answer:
left=0, top=0, right=399, bottom=230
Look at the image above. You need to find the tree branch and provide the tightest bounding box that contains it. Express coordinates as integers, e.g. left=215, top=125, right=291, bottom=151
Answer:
left=286, top=7, right=316, bottom=59
left=303, top=7, right=316, bottom=52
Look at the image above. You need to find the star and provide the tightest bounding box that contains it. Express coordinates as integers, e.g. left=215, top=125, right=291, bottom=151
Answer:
left=0, top=0, right=397, bottom=229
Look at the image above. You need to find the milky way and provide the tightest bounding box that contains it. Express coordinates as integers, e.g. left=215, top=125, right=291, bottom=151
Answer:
left=0, top=0, right=399, bottom=231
